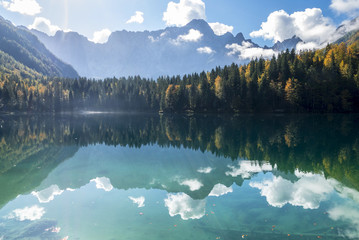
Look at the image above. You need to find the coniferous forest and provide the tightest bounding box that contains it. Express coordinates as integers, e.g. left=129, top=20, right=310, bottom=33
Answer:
left=1, top=39, right=359, bottom=113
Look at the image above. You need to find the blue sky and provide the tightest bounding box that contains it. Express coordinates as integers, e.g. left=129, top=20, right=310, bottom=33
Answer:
left=0, top=0, right=357, bottom=46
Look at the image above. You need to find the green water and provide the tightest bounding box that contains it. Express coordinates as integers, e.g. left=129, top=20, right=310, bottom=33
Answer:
left=0, top=114, right=358, bottom=240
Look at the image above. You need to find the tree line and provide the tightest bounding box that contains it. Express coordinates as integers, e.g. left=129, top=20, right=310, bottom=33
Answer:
left=1, top=41, right=359, bottom=113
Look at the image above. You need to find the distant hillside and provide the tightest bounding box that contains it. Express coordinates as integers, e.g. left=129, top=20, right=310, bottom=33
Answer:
left=0, top=16, right=78, bottom=78
left=335, top=29, right=359, bottom=45
left=0, top=49, right=43, bottom=79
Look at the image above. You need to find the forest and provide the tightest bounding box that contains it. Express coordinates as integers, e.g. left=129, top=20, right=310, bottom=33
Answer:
left=1, top=37, right=359, bottom=113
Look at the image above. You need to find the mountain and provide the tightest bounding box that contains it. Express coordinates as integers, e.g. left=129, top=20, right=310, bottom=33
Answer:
left=335, top=29, right=359, bottom=45
left=0, top=16, right=78, bottom=78
left=0, top=49, right=43, bottom=79
left=272, top=35, right=302, bottom=52
left=32, top=19, right=258, bottom=78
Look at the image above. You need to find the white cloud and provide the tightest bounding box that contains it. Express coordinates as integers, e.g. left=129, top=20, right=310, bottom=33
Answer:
left=330, top=0, right=359, bottom=15
left=129, top=196, right=145, bottom=208
left=209, top=22, right=233, bottom=36
left=163, top=0, right=206, bottom=27
left=209, top=184, right=233, bottom=197
left=197, top=166, right=213, bottom=173
left=250, top=8, right=336, bottom=45
left=90, top=177, right=113, bottom=191
left=250, top=173, right=334, bottom=209
left=226, top=42, right=277, bottom=60
left=7, top=205, right=45, bottom=221
left=295, top=41, right=323, bottom=51
left=197, top=46, right=215, bottom=54
left=28, top=17, right=61, bottom=36
left=178, top=29, right=203, bottom=42
left=180, top=179, right=203, bottom=191
left=164, top=193, right=205, bottom=220
left=89, top=29, right=112, bottom=44
left=32, top=185, right=64, bottom=203
left=225, top=160, right=274, bottom=178
left=0, top=0, right=41, bottom=15
left=126, top=11, right=144, bottom=24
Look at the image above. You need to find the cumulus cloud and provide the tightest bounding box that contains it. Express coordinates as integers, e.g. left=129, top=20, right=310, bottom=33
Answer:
left=28, top=17, right=61, bottom=36
left=172, top=29, right=203, bottom=45
left=7, top=205, right=45, bottom=221
left=250, top=8, right=337, bottom=45
left=32, top=185, right=64, bottom=203
left=180, top=179, right=203, bottom=191
left=330, top=0, right=359, bottom=15
left=250, top=173, right=334, bottom=209
left=90, top=177, right=113, bottom=191
left=126, top=11, right=144, bottom=24
left=209, top=22, right=233, bottom=36
left=0, top=0, right=41, bottom=15
left=164, top=193, right=205, bottom=220
left=89, top=29, right=112, bottom=44
left=226, top=42, right=277, bottom=60
left=225, top=160, right=274, bottom=178
left=163, top=0, right=206, bottom=27
left=209, top=184, right=233, bottom=197
left=129, top=196, right=145, bottom=208
left=178, top=29, right=203, bottom=42
left=197, top=166, right=213, bottom=173
left=197, top=46, right=215, bottom=54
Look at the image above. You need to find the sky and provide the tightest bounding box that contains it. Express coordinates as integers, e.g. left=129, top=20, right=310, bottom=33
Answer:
left=0, top=0, right=358, bottom=47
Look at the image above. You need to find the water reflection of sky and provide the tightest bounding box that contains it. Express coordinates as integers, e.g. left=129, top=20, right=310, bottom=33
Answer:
left=0, top=145, right=359, bottom=239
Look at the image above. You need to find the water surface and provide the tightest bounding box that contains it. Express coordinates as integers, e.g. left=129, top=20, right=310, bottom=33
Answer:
left=0, top=114, right=358, bottom=240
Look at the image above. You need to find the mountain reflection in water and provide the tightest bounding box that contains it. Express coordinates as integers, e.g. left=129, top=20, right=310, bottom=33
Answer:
left=0, top=113, right=358, bottom=239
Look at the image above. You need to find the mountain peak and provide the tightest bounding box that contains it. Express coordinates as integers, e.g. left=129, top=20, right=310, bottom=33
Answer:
left=185, top=19, right=214, bottom=35
left=235, top=33, right=245, bottom=42
left=272, top=35, right=302, bottom=51
left=186, top=19, right=208, bottom=27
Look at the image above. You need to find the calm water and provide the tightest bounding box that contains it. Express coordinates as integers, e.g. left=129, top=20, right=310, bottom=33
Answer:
left=0, top=114, right=358, bottom=240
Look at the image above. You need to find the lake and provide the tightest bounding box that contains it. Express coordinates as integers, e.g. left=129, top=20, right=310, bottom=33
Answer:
left=0, top=113, right=358, bottom=240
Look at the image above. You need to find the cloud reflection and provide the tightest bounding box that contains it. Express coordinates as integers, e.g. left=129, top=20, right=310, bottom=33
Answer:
left=180, top=179, right=203, bottom=191
left=197, top=167, right=213, bottom=174
left=250, top=173, right=334, bottom=209
left=164, top=193, right=205, bottom=220
left=209, top=183, right=233, bottom=197
left=226, top=160, right=273, bottom=178
left=328, top=205, right=359, bottom=239
left=90, top=177, right=113, bottom=192
left=7, top=205, right=45, bottom=221
left=32, top=185, right=64, bottom=203
left=129, top=196, right=145, bottom=208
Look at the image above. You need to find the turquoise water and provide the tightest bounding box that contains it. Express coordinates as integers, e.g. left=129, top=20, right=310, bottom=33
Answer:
left=0, top=114, right=358, bottom=239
